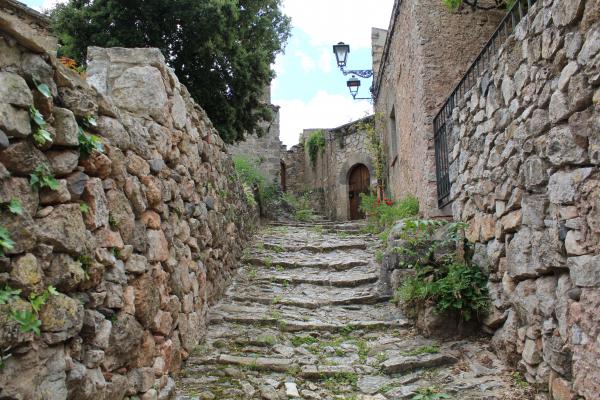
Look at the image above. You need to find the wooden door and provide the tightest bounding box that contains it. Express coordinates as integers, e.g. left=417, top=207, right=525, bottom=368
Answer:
left=348, top=164, right=370, bottom=220
left=280, top=161, right=286, bottom=192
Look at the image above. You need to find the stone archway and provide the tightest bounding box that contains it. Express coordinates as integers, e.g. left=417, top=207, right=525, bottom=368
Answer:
left=348, top=164, right=370, bottom=220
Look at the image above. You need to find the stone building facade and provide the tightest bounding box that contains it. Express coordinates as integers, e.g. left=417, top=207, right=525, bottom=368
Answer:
left=373, top=0, right=505, bottom=217
left=283, top=117, right=376, bottom=220
left=227, top=88, right=286, bottom=186
left=439, top=1, right=600, bottom=397
left=0, top=5, right=256, bottom=399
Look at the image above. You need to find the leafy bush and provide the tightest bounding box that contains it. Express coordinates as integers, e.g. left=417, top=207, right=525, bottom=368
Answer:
left=282, top=192, right=315, bottom=222
left=393, top=219, right=489, bottom=322
left=233, top=155, right=279, bottom=213
left=360, top=192, right=419, bottom=236
left=305, top=129, right=326, bottom=167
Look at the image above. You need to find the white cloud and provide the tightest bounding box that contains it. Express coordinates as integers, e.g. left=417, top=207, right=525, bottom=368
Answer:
left=278, top=90, right=372, bottom=147
left=319, top=48, right=333, bottom=73
left=39, top=0, right=66, bottom=11
left=294, top=50, right=316, bottom=72
left=282, top=0, right=395, bottom=49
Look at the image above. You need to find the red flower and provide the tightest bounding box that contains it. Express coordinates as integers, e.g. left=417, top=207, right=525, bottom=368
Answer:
left=385, top=200, right=393, bottom=206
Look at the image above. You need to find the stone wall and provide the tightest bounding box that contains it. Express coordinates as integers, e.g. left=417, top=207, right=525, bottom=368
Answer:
left=445, top=0, right=600, bottom=397
left=227, top=89, right=286, bottom=186
left=0, top=12, right=257, bottom=400
left=373, top=0, right=504, bottom=217
left=283, top=119, right=376, bottom=220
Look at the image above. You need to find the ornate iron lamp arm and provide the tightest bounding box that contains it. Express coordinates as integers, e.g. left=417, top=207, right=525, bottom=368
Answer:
left=340, top=67, right=373, bottom=78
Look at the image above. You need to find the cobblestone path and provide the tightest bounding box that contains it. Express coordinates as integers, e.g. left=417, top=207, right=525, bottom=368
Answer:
left=175, top=221, right=525, bottom=400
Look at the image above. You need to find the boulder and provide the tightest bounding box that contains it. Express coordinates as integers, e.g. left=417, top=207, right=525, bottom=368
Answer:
left=103, top=312, right=144, bottom=371
left=52, top=107, right=79, bottom=146
left=0, top=103, right=31, bottom=138
left=0, top=72, right=32, bottom=107
left=38, top=204, right=88, bottom=255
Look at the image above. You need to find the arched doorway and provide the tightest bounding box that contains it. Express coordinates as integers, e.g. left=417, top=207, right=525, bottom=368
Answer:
left=280, top=160, right=286, bottom=192
left=348, top=164, right=370, bottom=220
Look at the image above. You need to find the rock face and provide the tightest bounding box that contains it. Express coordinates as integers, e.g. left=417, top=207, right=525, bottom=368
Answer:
left=0, top=13, right=257, bottom=400
left=442, top=2, right=600, bottom=398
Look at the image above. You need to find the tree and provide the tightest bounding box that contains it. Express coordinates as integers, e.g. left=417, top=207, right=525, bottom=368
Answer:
left=50, top=0, right=291, bottom=143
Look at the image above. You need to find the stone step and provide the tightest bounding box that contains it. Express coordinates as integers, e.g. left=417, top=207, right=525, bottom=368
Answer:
left=213, top=312, right=409, bottom=333
left=381, top=353, right=458, bottom=374
left=231, top=293, right=382, bottom=309
left=263, top=241, right=368, bottom=252
left=217, top=354, right=293, bottom=372
left=299, top=364, right=357, bottom=379
left=265, top=272, right=379, bottom=287
left=244, top=257, right=368, bottom=270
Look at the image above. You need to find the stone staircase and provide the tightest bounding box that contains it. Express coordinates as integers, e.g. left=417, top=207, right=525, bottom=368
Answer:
left=174, top=221, right=529, bottom=399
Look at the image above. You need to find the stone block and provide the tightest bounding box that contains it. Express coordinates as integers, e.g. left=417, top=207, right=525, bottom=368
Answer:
left=568, top=255, right=600, bottom=287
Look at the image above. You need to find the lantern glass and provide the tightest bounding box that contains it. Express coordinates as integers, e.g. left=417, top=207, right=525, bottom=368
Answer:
left=333, top=42, right=350, bottom=67
left=347, top=76, right=360, bottom=97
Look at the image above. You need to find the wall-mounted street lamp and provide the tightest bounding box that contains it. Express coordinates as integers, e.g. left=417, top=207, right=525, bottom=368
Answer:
left=332, top=42, right=373, bottom=100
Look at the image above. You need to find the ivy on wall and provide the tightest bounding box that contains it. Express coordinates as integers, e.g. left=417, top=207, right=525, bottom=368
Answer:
left=356, top=115, right=386, bottom=195
left=306, top=129, right=326, bottom=168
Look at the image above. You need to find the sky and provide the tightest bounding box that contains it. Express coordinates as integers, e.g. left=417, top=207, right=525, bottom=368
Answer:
left=23, top=0, right=395, bottom=147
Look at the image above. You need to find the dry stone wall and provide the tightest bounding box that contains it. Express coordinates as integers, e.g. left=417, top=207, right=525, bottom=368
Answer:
left=445, top=0, right=600, bottom=397
left=0, top=12, right=257, bottom=400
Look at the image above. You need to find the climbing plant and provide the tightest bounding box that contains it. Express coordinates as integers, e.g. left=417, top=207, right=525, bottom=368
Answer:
left=356, top=114, right=386, bottom=196
left=305, top=129, right=326, bottom=168
left=442, top=0, right=515, bottom=11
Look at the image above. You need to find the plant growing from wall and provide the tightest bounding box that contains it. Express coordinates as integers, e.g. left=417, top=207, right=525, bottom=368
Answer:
left=393, top=219, right=489, bottom=322
left=0, top=226, right=15, bottom=257
left=1, top=199, right=23, bottom=215
left=29, top=106, right=53, bottom=146
left=29, top=165, right=59, bottom=191
left=78, top=116, right=104, bottom=158
left=5, top=286, right=58, bottom=336
left=356, top=114, right=386, bottom=196
left=306, top=129, right=326, bottom=168
left=359, top=193, right=419, bottom=237
left=442, top=0, right=515, bottom=11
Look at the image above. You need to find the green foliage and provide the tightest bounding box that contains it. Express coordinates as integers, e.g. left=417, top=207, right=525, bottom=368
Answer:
left=50, top=0, right=291, bottom=144
left=29, top=106, right=53, bottom=146
left=291, top=335, right=319, bottom=347
left=33, top=78, right=51, bottom=98
left=442, top=0, right=514, bottom=11
left=79, top=202, right=89, bottom=214
left=7, top=286, right=58, bottom=336
left=78, top=126, right=104, bottom=158
left=0, top=226, right=15, bottom=257
left=233, top=155, right=279, bottom=212
left=29, top=165, right=59, bottom=191
left=1, top=198, right=23, bottom=216
left=306, top=129, right=326, bottom=167
left=402, top=344, right=439, bottom=356
left=10, top=310, right=42, bottom=335
left=283, top=192, right=315, bottom=222
left=356, top=115, right=386, bottom=187
left=393, top=219, right=489, bottom=322
left=411, top=387, right=450, bottom=400
left=360, top=193, right=419, bottom=234
left=0, top=286, right=21, bottom=305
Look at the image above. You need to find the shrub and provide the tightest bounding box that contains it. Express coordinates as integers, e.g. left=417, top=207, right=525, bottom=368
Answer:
left=233, top=155, right=279, bottom=213
left=305, top=129, right=326, bottom=167
left=360, top=192, right=419, bottom=235
left=393, top=219, right=489, bottom=322
left=282, top=192, right=315, bottom=222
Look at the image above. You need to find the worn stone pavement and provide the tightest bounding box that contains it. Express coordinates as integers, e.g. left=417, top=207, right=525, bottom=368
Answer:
left=175, top=221, right=531, bottom=400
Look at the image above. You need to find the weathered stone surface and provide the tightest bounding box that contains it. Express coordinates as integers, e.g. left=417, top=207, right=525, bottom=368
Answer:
left=40, top=293, right=84, bottom=344
left=0, top=140, right=48, bottom=175
left=382, top=353, right=457, bottom=374
left=47, top=253, right=86, bottom=292
left=82, top=177, right=109, bottom=230
left=0, top=102, right=31, bottom=138
left=9, top=253, right=43, bottom=294
left=147, top=229, right=169, bottom=262
left=104, top=313, right=144, bottom=371
left=568, top=255, right=600, bottom=287
left=46, top=150, right=79, bottom=177
left=133, top=274, right=160, bottom=329
left=39, top=179, right=71, bottom=205
left=0, top=72, right=33, bottom=107
left=38, top=204, right=88, bottom=254
left=111, top=66, right=168, bottom=122
left=545, top=125, right=587, bottom=165
left=548, top=168, right=593, bottom=204
left=52, top=107, right=79, bottom=146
